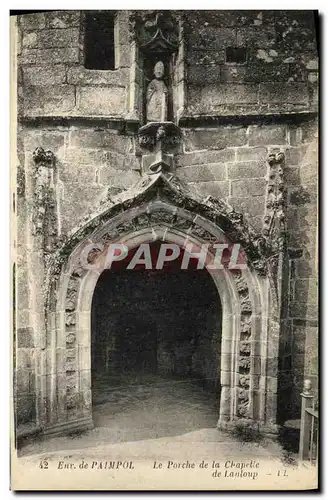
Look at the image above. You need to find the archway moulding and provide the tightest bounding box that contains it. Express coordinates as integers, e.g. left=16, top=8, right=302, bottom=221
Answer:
left=47, top=171, right=274, bottom=286
left=38, top=171, right=282, bottom=439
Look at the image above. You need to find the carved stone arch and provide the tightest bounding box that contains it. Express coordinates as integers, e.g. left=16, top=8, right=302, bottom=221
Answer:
left=42, top=173, right=279, bottom=437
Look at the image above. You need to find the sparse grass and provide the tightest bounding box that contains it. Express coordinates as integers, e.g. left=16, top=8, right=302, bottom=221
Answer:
left=231, top=422, right=263, bottom=443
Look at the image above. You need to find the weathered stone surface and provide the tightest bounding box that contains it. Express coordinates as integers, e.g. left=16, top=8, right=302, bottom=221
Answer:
left=187, top=65, right=221, bottom=85
left=23, top=65, right=67, bottom=86
left=229, top=196, right=265, bottom=218
left=259, top=83, right=309, bottom=105
left=184, top=127, right=247, bottom=151
left=24, top=28, right=80, bottom=49
left=189, top=181, right=230, bottom=199
left=288, top=186, right=315, bottom=205
left=45, top=11, right=81, bottom=28
left=67, top=68, right=129, bottom=86
left=16, top=394, right=36, bottom=425
left=177, top=163, right=227, bottom=183
left=23, top=85, right=76, bottom=115
left=17, top=327, right=34, bottom=348
left=235, top=147, right=267, bottom=162
left=231, top=178, right=266, bottom=197
left=77, top=86, right=126, bottom=116
left=220, top=65, right=246, bottom=84
left=248, top=125, right=287, bottom=146
left=227, top=161, right=266, bottom=179
left=294, top=278, right=318, bottom=304
left=69, top=129, right=133, bottom=153
left=20, top=47, right=79, bottom=65
left=176, top=149, right=235, bottom=167
left=188, top=84, right=259, bottom=113
left=19, top=13, right=46, bottom=30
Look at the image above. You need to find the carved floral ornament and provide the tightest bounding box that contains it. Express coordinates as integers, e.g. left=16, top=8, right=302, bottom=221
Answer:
left=262, top=151, right=287, bottom=252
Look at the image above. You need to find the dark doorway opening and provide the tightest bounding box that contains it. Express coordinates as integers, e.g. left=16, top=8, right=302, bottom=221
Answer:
left=91, top=243, right=222, bottom=441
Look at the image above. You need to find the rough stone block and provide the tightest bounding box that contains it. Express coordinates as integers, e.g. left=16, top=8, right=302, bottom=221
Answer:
left=186, top=49, right=226, bottom=66
left=69, top=128, right=133, bottom=153
left=289, top=301, right=318, bottom=320
left=177, top=163, right=227, bottom=183
left=19, top=12, right=46, bottom=30
left=235, top=146, right=267, bottom=161
left=288, top=186, right=316, bottom=206
left=236, top=26, right=276, bottom=48
left=117, top=44, right=131, bottom=68
left=176, top=149, right=235, bottom=167
left=67, top=67, right=129, bottom=86
left=228, top=196, right=265, bottom=218
left=189, top=181, right=230, bottom=199
left=23, top=85, right=76, bottom=115
left=46, top=11, right=81, bottom=29
left=294, top=279, right=318, bottom=304
left=184, top=127, right=247, bottom=151
left=16, top=369, right=35, bottom=393
left=77, top=86, right=126, bottom=116
left=98, top=169, right=140, bottom=187
left=188, top=65, right=221, bottom=85
left=60, top=184, right=105, bottom=233
left=58, top=155, right=99, bottom=186
left=22, top=47, right=80, bottom=65
left=299, top=164, right=318, bottom=186
left=37, top=28, right=80, bottom=48
left=23, top=65, right=67, bottom=86
left=285, top=145, right=309, bottom=165
left=284, top=166, right=301, bottom=186
left=22, top=31, right=38, bottom=49
left=188, top=84, right=259, bottom=113
left=220, top=65, right=246, bottom=83
left=231, top=178, right=266, bottom=197
left=227, top=160, right=266, bottom=179
left=16, top=394, right=36, bottom=425
left=259, top=83, right=309, bottom=105
left=295, top=259, right=317, bottom=278
left=248, top=124, right=287, bottom=146
left=24, top=129, right=67, bottom=154
left=244, top=61, right=290, bottom=83
left=17, top=327, right=34, bottom=348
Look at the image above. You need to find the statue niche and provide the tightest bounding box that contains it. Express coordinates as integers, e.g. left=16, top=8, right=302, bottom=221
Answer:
left=146, top=61, right=168, bottom=123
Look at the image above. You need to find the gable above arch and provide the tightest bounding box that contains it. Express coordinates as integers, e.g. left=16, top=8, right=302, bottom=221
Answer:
left=50, top=172, right=272, bottom=276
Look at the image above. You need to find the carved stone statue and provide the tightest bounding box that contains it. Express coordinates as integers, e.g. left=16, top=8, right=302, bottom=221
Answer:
left=146, top=61, right=168, bottom=122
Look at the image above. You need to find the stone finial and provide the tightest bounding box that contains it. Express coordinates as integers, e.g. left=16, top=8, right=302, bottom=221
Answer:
left=303, top=379, right=312, bottom=396
left=32, top=147, right=55, bottom=166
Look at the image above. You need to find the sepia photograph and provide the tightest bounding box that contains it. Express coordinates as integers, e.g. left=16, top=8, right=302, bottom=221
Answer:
left=10, top=8, right=319, bottom=491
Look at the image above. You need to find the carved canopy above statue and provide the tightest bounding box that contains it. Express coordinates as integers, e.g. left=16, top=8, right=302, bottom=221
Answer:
left=129, top=10, right=180, bottom=52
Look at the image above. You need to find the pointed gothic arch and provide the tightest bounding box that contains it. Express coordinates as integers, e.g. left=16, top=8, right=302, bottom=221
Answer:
left=41, top=173, right=280, bottom=437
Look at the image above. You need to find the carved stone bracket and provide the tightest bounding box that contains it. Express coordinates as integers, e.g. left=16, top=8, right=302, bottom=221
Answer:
left=32, top=147, right=58, bottom=253
left=138, top=122, right=182, bottom=175
left=138, top=122, right=181, bottom=150
left=262, top=152, right=287, bottom=252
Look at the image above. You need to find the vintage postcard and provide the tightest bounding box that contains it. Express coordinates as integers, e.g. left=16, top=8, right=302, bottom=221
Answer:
left=10, top=9, right=319, bottom=491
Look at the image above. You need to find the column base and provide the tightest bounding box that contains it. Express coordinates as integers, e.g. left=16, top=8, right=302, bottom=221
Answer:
left=43, top=415, right=94, bottom=438
left=217, top=419, right=280, bottom=440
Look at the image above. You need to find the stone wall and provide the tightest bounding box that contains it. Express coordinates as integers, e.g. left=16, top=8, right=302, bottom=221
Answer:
left=184, top=10, right=318, bottom=116
left=14, top=10, right=318, bottom=433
